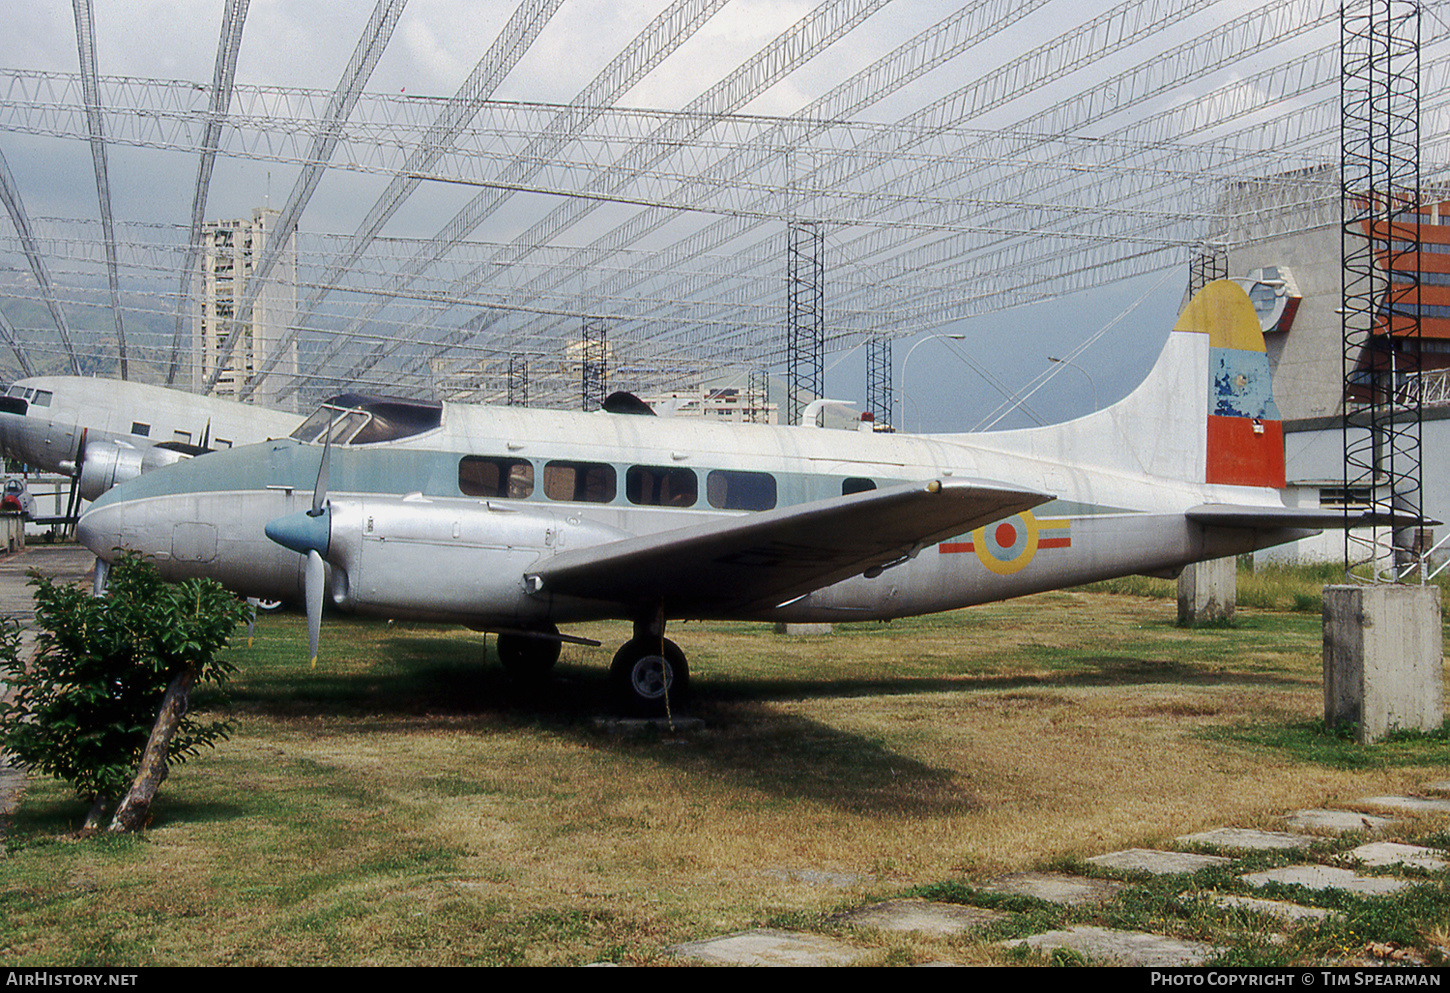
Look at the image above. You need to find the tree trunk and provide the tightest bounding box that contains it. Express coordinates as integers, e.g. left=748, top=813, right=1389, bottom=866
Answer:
left=82, top=794, right=108, bottom=832
left=109, top=666, right=197, bottom=833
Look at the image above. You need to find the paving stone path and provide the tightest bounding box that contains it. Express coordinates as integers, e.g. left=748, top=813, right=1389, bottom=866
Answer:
left=667, top=780, right=1450, bottom=966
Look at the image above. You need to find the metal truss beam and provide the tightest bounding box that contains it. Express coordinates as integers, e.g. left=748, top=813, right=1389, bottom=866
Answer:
left=205, top=0, right=406, bottom=396
left=166, top=0, right=249, bottom=386
left=71, top=0, right=126, bottom=378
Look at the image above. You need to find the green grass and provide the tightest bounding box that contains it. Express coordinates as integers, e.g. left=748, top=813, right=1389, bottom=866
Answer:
left=3, top=569, right=1449, bottom=966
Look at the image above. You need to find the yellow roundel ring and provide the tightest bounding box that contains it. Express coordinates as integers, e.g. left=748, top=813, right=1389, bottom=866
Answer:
left=973, top=510, right=1040, bottom=576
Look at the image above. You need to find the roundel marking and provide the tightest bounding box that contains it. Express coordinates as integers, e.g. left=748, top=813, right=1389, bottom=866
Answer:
left=974, top=510, right=1040, bottom=575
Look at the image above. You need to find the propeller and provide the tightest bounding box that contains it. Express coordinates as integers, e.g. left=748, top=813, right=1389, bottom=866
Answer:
left=264, top=432, right=332, bottom=668
left=63, top=428, right=87, bottom=533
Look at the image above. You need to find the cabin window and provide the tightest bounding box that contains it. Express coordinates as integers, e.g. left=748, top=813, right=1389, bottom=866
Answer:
left=130, top=422, right=150, bottom=437
left=459, top=456, right=534, bottom=499
left=626, top=465, right=697, bottom=507
left=31, top=390, right=51, bottom=408
left=214, top=438, right=231, bottom=449
left=706, top=469, right=777, bottom=511
left=173, top=430, right=192, bottom=444
left=543, top=460, right=616, bottom=503
left=843, top=477, right=876, bottom=496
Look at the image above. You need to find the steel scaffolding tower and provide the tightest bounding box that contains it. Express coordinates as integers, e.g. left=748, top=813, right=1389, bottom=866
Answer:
left=866, top=335, right=891, bottom=429
left=507, top=353, right=529, bottom=407
left=580, top=318, right=607, bottom=411
left=786, top=220, right=824, bottom=426
left=747, top=367, right=769, bottom=424
left=1189, top=242, right=1228, bottom=293
left=1341, top=0, right=1425, bottom=580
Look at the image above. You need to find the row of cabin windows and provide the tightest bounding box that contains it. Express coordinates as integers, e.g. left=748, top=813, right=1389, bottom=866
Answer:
left=458, top=457, right=877, bottom=511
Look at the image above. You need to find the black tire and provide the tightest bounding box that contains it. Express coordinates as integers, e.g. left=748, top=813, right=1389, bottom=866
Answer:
left=609, top=637, right=689, bottom=716
left=497, top=627, right=562, bottom=681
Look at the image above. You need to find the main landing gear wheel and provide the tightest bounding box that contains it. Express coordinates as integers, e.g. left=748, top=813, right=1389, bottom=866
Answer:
left=609, top=637, right=689, bottom=716
left=496, top=626, right=562, bottom=682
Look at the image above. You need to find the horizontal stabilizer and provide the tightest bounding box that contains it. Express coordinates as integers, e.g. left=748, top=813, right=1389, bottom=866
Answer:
left=1186, top=504, right=1439, bottom=530
left=530, top=479, right=1051, bottom=614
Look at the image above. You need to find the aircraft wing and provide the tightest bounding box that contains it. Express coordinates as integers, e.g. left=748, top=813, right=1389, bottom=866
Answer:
left=528, top=478, right=1051, bottom=615
left=1186, top=504, right=1440, bottom=529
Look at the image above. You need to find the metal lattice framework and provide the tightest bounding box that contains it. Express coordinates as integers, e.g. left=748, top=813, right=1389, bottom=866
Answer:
left=1342, top=0, right=1425, bottom=581
left=0, top=1, right=1448, bottom=412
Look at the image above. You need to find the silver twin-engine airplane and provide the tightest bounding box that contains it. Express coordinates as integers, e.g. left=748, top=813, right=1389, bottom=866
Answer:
left=77, top=281, right=1371, bottom=714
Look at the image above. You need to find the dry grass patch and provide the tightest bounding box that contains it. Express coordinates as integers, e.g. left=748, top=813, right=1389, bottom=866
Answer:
left=3, top=587, right=1446, bottom=965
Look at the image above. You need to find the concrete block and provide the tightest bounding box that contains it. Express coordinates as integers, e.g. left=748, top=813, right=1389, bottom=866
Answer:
left=1176, top=828, right=1312, bottom=851
left=773, top=622, right=833, bottom=635
left=669, top=929, right=866, bottom=966
left=1323, top=584, right=1443, bottom=742
left=1240, top=865, right=1411, bottom=896
left=1005, top=926, right=1216, bottom=967
left=835, top=899, right=1004, bottom=935
left=1347, top=842, right=1448, bottom=871
left=981, top=871, right=1124, bottom=906
left=1178, top=557, right=1236, bottom=625
left=1352, top=795, right=1450, bottom=817
left=1087, top=848, right=1231, bottom=875
left=1209, top=894, right=1335, bottom=921
left=1284, top=809, right=1397, bottom=835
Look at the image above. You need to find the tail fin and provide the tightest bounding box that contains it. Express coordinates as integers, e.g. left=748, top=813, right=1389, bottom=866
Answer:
left=1174, top=280, right=1286, bottom=488
left=960, top=280, right=1286, bottom=490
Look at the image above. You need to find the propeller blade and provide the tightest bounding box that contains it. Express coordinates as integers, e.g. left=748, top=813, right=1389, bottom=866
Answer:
left=63, top=429, right=86, bottom=533
left=311, top=429, right=331, bottom=517
left=306, top=548, right=324, bottom=669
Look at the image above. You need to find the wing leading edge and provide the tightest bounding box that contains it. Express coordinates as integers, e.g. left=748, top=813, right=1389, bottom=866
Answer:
left=527, top=478, right=1052, bottom=615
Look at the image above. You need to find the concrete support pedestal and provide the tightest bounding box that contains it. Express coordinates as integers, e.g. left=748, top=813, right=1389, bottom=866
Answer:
left=1323, top=584, right=1443, bottom=743
left=1177, top=557, right=1236, bottom=625
left=774, top=623, right=833, bottom=636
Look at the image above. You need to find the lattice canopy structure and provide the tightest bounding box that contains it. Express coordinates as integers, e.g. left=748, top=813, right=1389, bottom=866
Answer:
left=1, top=0, right=1448, bottom=412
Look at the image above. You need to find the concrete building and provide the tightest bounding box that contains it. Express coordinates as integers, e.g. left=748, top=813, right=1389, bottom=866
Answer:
left=191, top=207, right=298, bottom=411
left=1232, top=196, right=1450, bottom=567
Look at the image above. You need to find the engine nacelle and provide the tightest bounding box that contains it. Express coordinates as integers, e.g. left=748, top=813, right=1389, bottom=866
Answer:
left=322, top=495, right=629, bottom=626
left=78, top=441, right=193, bottom=501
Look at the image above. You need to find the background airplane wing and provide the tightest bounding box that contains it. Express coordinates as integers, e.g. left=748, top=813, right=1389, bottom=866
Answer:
left=528, top=479, right=1051, bottom=615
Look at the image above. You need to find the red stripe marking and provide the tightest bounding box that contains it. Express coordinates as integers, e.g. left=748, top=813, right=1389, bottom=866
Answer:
left=1206, top=416, right=1285, bottom=487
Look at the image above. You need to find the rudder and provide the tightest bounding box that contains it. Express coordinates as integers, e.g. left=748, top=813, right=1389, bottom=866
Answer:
left=1173, top=281, right=1286, bottom=488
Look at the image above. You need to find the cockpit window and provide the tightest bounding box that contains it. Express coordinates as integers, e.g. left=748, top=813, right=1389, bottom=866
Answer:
left=30, top=390, right=51, bottom=408
left=291, top=394, right=442, bottom=446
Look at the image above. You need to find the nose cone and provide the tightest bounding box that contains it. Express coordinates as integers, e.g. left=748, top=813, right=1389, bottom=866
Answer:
left=265, top=508, right=330, bottom=556
left=77, top=501, right=123, bottom=560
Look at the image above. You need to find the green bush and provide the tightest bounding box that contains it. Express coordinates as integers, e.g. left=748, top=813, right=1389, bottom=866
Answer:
left=0, top=554, right=249, bottom=822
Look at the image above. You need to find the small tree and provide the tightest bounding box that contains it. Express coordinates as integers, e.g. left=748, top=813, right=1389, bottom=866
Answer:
left=0, top=554, right=249, bottom=831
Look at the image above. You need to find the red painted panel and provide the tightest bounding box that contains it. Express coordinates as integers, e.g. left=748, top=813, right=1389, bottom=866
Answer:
left=1206, top=416, right=1285, bottom=488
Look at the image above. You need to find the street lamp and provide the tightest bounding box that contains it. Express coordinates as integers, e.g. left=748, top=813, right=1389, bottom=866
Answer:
left=1048, top=355, right=1099, bottom=414
left=898, top=334, right=966, bottom=432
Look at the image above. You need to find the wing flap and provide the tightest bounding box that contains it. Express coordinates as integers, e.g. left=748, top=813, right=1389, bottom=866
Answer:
left=530, top=478, right=1051, bottom=614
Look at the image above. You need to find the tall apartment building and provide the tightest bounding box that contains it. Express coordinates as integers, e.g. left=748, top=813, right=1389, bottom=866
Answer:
left=192, top=207, right=298, bottom=411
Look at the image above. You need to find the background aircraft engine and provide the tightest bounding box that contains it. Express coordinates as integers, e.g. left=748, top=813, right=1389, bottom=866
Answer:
left=78, top=440, right=192, bottom=501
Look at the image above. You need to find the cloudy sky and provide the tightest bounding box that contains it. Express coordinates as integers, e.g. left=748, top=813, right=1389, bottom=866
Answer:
left=0, top=1, right=1355, bottom=427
